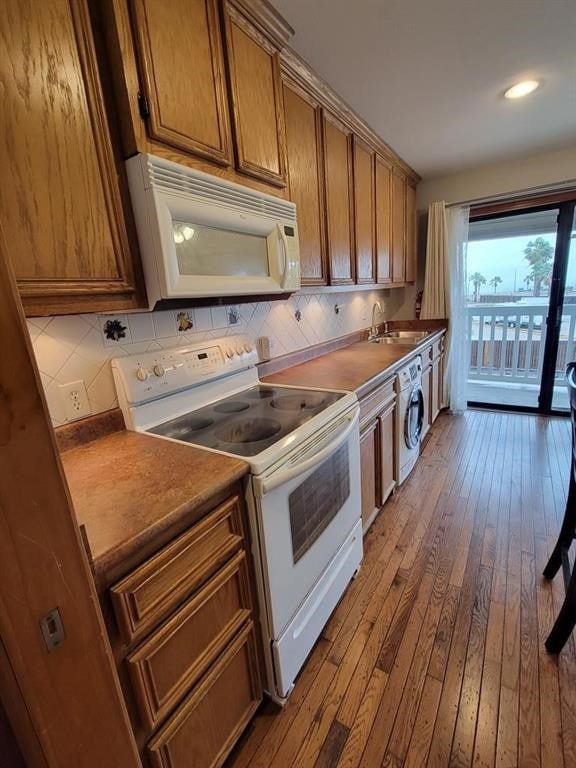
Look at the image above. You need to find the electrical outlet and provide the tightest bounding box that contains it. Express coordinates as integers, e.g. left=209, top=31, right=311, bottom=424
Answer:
left=59, top=380, right=91, bottom=422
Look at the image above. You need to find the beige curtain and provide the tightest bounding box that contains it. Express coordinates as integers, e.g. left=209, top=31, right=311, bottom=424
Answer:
left=421, top=201, right=448, bottom=319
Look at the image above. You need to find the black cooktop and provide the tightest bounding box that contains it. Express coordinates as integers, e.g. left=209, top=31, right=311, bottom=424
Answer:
left=148, top=385, right=344, bottom=457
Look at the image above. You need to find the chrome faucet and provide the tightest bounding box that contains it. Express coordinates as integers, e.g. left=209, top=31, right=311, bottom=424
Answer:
left=369, top=301, right=384, bottom=341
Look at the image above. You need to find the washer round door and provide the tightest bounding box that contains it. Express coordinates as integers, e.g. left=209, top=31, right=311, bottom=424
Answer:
left=405, top=386, right=424, bottom=449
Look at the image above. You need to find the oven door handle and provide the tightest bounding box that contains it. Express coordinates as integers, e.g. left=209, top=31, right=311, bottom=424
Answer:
left=256, top=410, right=358, bottom=496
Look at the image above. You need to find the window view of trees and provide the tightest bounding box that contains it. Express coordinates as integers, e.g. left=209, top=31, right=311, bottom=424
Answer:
left=466, top=234, right=559, bottom=303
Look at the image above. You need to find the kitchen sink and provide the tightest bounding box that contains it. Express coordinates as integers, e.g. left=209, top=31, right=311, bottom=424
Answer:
left=370, top=337, right=419, bottom=345
left=369, top=330, right=431, bottom=345
left=382, top=331, right=430, bottom=339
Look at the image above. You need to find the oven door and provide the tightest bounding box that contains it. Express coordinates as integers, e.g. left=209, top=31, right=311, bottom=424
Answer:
left=252, top=407, right=361, bottom=640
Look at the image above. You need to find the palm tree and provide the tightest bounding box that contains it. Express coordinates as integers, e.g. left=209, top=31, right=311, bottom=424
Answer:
left=489, top=275, right=503, bottom=293
left=469, top=272, right=486, bottom=302
left=524, top=237, right=553, bottom=296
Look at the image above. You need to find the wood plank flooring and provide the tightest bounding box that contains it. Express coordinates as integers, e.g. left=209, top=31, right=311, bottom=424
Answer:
left=228, top=409, right=574, bottom=768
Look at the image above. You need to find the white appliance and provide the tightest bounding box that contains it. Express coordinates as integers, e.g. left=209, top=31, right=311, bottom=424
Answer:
left=125, top=153, right=300, bottom=308
left=111, top=336, right=362, bottom=703
left=396, top=356, right=424, bottom=484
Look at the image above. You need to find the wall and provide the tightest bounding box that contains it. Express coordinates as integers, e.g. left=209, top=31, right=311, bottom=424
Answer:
left=29, top=289, right=405, bottom=427
left=417, top=143, right=576, bottom=210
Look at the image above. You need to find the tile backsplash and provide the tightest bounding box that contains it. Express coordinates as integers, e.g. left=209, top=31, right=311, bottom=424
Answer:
left=29, top=289, right=400, bottom=427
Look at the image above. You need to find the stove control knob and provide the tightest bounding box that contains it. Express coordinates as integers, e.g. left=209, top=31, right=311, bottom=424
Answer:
left=136, top=366, right=149, bottom=382
left=153, top=363, right=165, bottom=377
left=243, top=342, right=253, bottom=353
left=225, top=346, right=234, bottom=358
left=235, top=343, right=244, bottom=356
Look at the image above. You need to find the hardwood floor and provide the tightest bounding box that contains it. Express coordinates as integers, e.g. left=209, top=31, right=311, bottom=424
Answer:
left=228, top=409, right=575, bottom=768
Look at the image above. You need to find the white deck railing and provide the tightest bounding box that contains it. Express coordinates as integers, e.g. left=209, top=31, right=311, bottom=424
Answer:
left=467, top=303, right=576, bottom=384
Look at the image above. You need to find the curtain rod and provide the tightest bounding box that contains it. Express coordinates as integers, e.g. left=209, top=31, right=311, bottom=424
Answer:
left=444, top=178, right=576, bottom=209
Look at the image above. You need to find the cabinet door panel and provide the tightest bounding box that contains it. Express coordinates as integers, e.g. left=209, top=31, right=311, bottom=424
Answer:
left=375, top=158, right=392, bottom=284
left=130, top=0, right=232, bottom=165
left=147, top=621, right=261, bottom=768
left=405, top=181, right=417, bottom=283
left=431, top=358, right=441, bottom=422
left=379, top=402, right=396, bottom=505
left=353, top=138, right=375, bottom=283
left=224, top=4, right=286, bottom=187
left=283, top=82, right=326, bottom=284
left=391, top=170, right=406, bottom=283
left=323, top=114, right=354, bottom=284
left=127, top=551, right=251, bottom=732
left=0, top=0, right=143, bottom=314
left=421, top=365, right=431, bottom=440
left=360, top=421, right=379, bottom=532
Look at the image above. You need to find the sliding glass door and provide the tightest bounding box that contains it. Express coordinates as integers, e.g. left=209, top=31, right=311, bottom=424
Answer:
left=547, top=202, right=576, bottom=411
left=467, top=198, right=575, bottom=414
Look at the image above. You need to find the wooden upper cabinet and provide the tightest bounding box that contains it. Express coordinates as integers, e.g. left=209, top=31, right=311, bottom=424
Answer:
left=405, top=181, right=417, bottom=283
left=353, top=138, right=375, bottom=284
left=391, top=169, right=407, bottom=284
left=0, top=0, right=144, bottom=316
left=375, top=157, right=392, bottom=285
left=129, top=0, right=232, bottom=165
left=283, top=81, right=327, bottom=285
left=323, top=113, right=354, bottom=284
left=222, top=2, right=287, bottom=187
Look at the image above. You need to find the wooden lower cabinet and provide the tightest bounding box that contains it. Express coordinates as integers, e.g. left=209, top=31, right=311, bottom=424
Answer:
left=421, top=363, right=431, bottom=440
left=421, top=333, right=446, bottom=435
left=147, top=621, right=261, bottom=768
left=360, top=420, right=379, bottom=532
left=108, top=488, right=262, bottom=768
left=439, top=350, right=446, bottom=409
left=359, top=377, right=397, bottom=533
left=431, top=356, right=441, bottom=422
left=378, top=401, right=396, bottom=506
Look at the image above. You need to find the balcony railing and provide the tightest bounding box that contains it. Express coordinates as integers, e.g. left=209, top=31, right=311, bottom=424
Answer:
left=467, top=303, right=576, bottom=385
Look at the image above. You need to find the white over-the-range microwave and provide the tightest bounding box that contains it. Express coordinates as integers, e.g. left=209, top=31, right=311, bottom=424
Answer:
left=125, top=153, right=300, bottom=308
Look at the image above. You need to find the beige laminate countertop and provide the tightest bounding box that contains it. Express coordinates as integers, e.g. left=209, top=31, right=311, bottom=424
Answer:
left=263, top=329, right=445, bottom=397
left=61, top=430, right=248, bottom=588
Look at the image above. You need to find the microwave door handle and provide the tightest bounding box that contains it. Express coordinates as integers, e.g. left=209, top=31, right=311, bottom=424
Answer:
left=277, top=224, right=290, bottom=288
left=257, top=411, right=358, bottom=496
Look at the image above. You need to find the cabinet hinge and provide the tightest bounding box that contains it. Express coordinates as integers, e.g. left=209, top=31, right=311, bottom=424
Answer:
left=137, top=91, right=150, bottom=120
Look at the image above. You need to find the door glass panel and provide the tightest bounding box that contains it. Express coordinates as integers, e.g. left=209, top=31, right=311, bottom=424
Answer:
left=552, top=221, right=576, bottom=410
left=173, top=220, right=269, bottom=277
left=289, top=443, right=350, bottom=564
left=467, top=209, right=558, bottom=408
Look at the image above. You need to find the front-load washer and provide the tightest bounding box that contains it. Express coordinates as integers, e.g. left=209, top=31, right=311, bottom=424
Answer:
left=396, top=356, right=424, bottom=484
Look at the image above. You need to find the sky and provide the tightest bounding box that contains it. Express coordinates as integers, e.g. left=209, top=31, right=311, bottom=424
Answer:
left=467, top=233, right=576, bottom=294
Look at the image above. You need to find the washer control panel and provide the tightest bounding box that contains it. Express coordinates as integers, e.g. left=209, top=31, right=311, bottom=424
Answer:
left=112, top=334, right=257, bottom=404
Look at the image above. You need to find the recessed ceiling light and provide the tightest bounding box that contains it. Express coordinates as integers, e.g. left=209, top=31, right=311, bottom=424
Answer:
left=504, top=80, right=540, bottom=99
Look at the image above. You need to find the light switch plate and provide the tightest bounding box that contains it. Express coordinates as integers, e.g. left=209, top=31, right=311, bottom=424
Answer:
left=59, top=380, right=91, bottom=422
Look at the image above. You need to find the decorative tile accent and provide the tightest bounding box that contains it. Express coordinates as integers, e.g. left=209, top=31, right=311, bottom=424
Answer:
left=29, top=290, right=390, bottom=427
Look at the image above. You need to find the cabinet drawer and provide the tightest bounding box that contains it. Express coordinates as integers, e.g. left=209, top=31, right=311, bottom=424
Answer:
left=111, top=496, right=243, bottom=644
left=359, top=377, right=395, bottom=427
left=147, top=621, right=261, bottom=768
left=128, top=551, right=252, bottom=731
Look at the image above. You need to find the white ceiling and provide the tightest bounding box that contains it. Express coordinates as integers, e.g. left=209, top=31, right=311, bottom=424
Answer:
left=271, top=0, right=576, bottom=179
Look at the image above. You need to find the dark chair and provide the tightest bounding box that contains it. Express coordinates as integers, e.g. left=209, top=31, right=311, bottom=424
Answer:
left=544, top=362, right=576, bottom=653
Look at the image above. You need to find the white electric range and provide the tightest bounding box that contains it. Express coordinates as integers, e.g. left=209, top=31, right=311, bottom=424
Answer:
left=112, top=335, right=363, bottom=703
